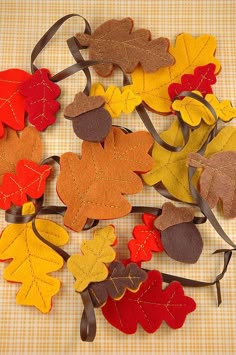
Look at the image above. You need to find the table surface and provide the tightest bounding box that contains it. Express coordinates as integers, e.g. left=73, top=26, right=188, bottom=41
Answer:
left=0, top=0, right=236, bottom=353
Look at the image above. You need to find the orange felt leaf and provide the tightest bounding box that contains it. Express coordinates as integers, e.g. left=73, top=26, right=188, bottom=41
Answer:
left=57, top=127, right=154, bottom=231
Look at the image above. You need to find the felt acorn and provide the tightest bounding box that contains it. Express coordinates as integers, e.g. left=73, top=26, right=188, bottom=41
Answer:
left=64, top=92, right=112, bottom=142
left=154, top=202, right=203, bottom=264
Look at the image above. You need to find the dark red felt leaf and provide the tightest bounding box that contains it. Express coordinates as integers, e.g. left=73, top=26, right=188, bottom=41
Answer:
left=168, top=63, right=216, bottom=100
left=0, top=69, right=31, bottom=137
left=19, top=68, right=60, bottom=131
left=0, top=159, right=51, bottom=209
left=102, top=270, right=196, bottom=334
left=128, top=213, right=163, bottom=262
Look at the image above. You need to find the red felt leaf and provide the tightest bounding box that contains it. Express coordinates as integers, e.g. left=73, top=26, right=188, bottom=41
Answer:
left=128, top=213, right=163, bottom=262
left=0, top=159, right=51, bottom=209
left=102, top=270, right=196, bottom=334
left=20, top=69, right=60, bottom=131
left=168, top=63, right=216, bottom=100
left=0, top=69, right=31, bottom=137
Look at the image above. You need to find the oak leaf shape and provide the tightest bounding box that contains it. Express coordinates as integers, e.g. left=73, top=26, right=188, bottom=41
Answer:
left=129, top=33, right=221, bottom=113
left=102, top=270, right=196, bottom=334
left=57, top=127, right=154, bottom=231
left=0, top=202, right=69, bottom=313
left=76, top=18, right=174, bottom=76
left=67, top=226, right=116, bottom=292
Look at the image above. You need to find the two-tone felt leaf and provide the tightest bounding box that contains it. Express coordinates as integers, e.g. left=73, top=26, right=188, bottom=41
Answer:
left=0, top=202, right=69, bottom=313
left=102, top=270, right=196, bottom=334
left=0, top=68, right=31, bottom=137
left=129, top=33, right=221, bottom=113
left=76, top=18, right=174, bottom=76
left=90, top=83, right=142, bottom=118
left=128, top=213, right=163, bottom=262
left=20, top=68, right=60, bottom=131
left=88, top=261, right=147, bottom=307
left=67, top=226, right=117, bottom=292
left=57, top=127, right=154, bottom=232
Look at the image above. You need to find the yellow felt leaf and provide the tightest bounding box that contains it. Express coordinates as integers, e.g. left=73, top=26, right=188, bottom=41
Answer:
left=129, top=33, right=221, bottom=113
left=90, top=83, right=142, bottom=118
left=205, top=94, right=236, bottom=122
left=0, top=208, right=69, bottom=313
left=143, top=119, right=214, bottom=203
left=67, top=225, right=116, bottom=292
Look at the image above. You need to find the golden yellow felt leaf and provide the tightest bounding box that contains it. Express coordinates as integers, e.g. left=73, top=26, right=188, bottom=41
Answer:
left=205, top=94, right=236, bottom=122
left=0, top=203, right=69, bottom=313
left=205, top=126, right=236, bottom=156
left=129, top=33, right=221, bottom=113
left=90, top=83, right=142, bottom=118
left=67, top=225, right=116, bottom=292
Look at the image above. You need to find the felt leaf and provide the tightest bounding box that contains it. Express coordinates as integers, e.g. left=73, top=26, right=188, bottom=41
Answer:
left=0, top=204, right=69, bottom=313
left=102, top=270, right=196, bottom=334
left=0, top=68, right=31, bottom=137
left=154, top=202, right=195, bottom=231
left=76, top=18, right=174, bottom=76
left=0, top=160, right=51, bottom=210
left=0, top=126, right=42, bottom=183
left=168, top=63, right=216, bottom=100
left=143, top=119, right=213, bottom=203
left=88, top=261, right=147, bottom=307
left=67, top=226, right=116, bottom=292
left=205, top=94, right=236, bottom=122
left=90, top=83, right=142, bottom=118
left=20, top=68, right=60, bottom=131
left=128, top=213, right=163, bottom=262
left=57, top=127, right=154, bottom=232
left=64, top=91, right=105, bottom=118
left=130, top=33, right=221, bottom=113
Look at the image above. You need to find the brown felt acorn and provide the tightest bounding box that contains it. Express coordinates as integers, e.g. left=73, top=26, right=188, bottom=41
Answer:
left=154, top=202, right=203, bottom=264
left=64, top=92, right=112, bottom=142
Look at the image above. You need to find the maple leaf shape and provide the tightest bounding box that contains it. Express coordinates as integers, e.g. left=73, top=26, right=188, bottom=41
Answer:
left=76, top=18, right=174, bottom=76
left=129, top=33, right=221, bottom=113
left=0, top=126, right=42, bottom=183
left=0, top=202, right=69, bottom=313
left=0, top=68, right=31, bottom=137
left=88, top=261, right=147, bottom=307
left=0, top=160, right=51, bottom=209
left=128, top=213, right=163, bottom=262
left=90, top=83, right=142, bottom=118
left=57, top=127, right=154, bottom=232
left=102, top=270, right=196, bottom=334
left=67, top=226, right=116, bottom=292
left=168, top=63, right=216, bottom=100
left=20, top=68, right=60, bottom=131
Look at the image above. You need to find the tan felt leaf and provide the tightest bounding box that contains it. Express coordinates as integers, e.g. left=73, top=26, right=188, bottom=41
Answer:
left=76, top=18, right=174, bottom=76
left=64, top=91, right=104, bottom=118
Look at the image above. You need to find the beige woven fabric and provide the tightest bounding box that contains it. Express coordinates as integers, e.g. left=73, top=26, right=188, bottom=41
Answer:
left=0, top=0, right=236, bottom=353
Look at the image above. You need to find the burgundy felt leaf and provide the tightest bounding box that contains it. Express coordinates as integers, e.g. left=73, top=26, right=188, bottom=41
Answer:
left=0, top=159, right=51, bottom=209
left=0, top=69, right=31, bottom=137
left=102, top=270, right=196, bottom=334
left=168, top=63, right=216, bottom=100
left=128, top=213, right=163, bottom=262
left=19, top=68, right=60, bottom=131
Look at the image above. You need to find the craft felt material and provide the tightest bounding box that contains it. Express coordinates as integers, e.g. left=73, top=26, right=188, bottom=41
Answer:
left=154, top=202, right=195, bottom=230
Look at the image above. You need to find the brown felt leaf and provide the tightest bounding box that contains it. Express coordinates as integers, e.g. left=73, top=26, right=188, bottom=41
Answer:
left=0, top=126, right=42, bottom=183
left=56, top=127, right=154, bottom=231
left=64, top=92, right=105, bottom=118
left=188, top=151, right=236, bottom=218
left=75, top=18, right=174, bottom=77
left=88, top=261, right=147, bottom=307
left=154, top=202, right=195, bottom=231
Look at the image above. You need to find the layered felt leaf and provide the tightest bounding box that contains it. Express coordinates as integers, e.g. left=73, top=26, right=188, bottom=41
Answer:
left=67, top=226, right=116, bottom=292
left=0, top=202, right=69, bottom=313
left=90, top=83, right=142, bottom=118
left=20, top=68, right=60, bottom=131
left=76, top=18, right=174, bottom=76
left=129, top=33, right=221, bottom=113
left=57, top=127, right=154, bottom=232
left=0, top=68, right=31, bottom=137
left=128, top=213, right=163, bottom=262
left=0, top=160, right=51, bottom=209
left=88, top=261, right=147, bottom=307
left=102, top=270, right=196, bottom=334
